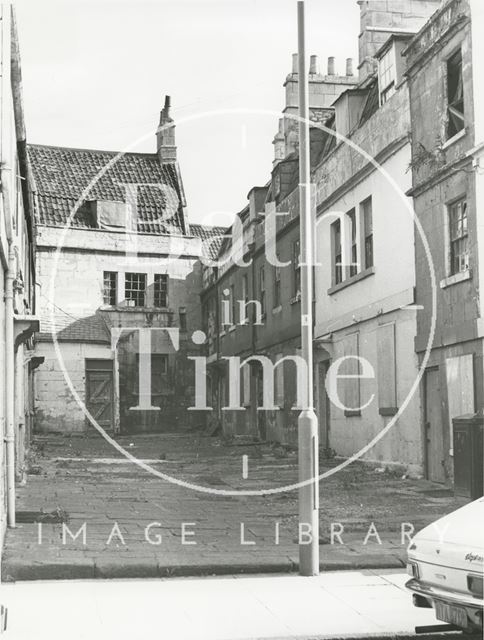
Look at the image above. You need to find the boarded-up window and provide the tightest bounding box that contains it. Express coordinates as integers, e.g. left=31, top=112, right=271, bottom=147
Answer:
left=377, top=323, right=397, bottom=415
left=342, top=333, right=360, bottom=416
left=446, top=354, right=474, bottom=452
left=275, top=353, right=284, bottom=408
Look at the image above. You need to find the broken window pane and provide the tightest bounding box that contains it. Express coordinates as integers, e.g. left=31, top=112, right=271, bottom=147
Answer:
left=447, top=49, right=465, bottom=139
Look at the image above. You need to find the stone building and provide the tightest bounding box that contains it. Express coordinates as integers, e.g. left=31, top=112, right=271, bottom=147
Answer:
left=31, top=99, right=219, bottom=435
left=312, top=0, right=441, bottom=475
left=0, top=7, right=38, bottom=544
left=405, top=0, right=484, bottom=483
left=200, top=55, right=357, bottom=444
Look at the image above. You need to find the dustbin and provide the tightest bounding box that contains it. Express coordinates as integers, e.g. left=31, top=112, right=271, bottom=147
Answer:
left=453, top=411, right=483, bottom=500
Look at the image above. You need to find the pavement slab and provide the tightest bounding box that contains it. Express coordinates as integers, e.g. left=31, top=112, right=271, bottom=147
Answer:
left=0, top=570, right=464, bottom=640
left=1, top=433, right=468, bottom=581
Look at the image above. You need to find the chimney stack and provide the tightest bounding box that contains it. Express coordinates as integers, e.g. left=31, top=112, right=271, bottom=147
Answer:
left=156, top=95, right=176, bottom=162
left=292, top=53, right=299, bottom=74
left=309, top=55, right=319, bottom=75
left=327, top=57, right=335, bottom=75
left=346, top=58, right=354, bottom=76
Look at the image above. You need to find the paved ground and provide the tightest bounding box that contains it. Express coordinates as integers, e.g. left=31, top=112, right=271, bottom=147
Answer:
left=0, top=570, right=470, bottom=639
left=1, top=432, right=467, bottom=581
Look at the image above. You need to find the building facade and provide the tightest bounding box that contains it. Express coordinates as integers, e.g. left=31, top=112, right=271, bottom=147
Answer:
left=31, top=100, right=219, bottom=435
left=200, top=55, right=357, bottom=446
left=0, top=6, right=38, bottom=545
left=200, top=1, right=467, bottom=480
left=312, top=1, right=443, bottom=475
left=405, top=0, right=484, bottom=483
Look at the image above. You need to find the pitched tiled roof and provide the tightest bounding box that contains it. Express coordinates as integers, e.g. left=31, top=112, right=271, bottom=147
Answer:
left=189, top=223, right=228, bottom=260
left=28, top=144, right=188, bottom=235
left=37, top=313, right=110, bottom=344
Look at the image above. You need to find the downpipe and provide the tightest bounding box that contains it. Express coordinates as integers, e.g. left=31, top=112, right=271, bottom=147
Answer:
left=4, top=244, right=16, bottom=528
left=2, top=162, right=17, bottom=529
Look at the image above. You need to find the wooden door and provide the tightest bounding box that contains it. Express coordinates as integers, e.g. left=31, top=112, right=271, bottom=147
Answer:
left=424, top=367, right=445, bottom=483
left=86, top=360, right=114, bottom=431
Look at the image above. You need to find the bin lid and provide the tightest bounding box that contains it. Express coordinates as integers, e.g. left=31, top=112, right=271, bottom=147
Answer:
left=452, top=409, right=484, bottom=424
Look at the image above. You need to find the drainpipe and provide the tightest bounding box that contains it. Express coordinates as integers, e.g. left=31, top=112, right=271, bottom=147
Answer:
left=2, top=160, right=17, bottom=527
left=4, top=244, right=16, bottom=528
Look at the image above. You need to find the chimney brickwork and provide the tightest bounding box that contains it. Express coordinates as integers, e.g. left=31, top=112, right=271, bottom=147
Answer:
left=357, top=0, right=442, bottom=80
left=157, top=95, right=177, bottom=162
left=272, top=54, right=358, bottom=165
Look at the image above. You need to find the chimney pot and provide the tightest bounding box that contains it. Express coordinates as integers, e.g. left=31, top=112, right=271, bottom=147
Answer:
left=292, top=53, right=298, bottom=74
left=309, top=55, right=319, bottom=74
left=346, top=58, right=354, bottom=76
left=327, top=57, right=335, bottom=75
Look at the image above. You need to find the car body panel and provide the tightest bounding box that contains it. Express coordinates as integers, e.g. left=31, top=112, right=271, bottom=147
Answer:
left=406, top=497, right=484, bottom=631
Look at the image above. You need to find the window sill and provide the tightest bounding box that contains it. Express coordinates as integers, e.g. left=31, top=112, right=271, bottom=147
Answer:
left=228, top=325, right=236, bottom=333
left=440, top=269, right=471, bottom=289
left=441, top=127, right=467, bottom=150
left=101, top=304, right=171, bottom=312
left=328, top=267, right=375, bottom=295
left=272, top=305, right=282, bottom=315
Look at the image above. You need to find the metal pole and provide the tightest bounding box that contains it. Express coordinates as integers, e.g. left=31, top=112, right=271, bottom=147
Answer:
left=297, top=0, right=319, bottom=576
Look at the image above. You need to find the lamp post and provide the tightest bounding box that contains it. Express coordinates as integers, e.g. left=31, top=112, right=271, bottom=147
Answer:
left=297, top=0, right=320, bottom=576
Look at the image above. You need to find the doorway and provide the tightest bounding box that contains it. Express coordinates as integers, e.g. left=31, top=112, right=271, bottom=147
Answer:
left=85, top=359, right=114, bottom=431
left=424, top=367, right=446, bottom=483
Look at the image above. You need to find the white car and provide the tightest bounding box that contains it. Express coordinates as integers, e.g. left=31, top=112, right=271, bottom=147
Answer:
left=406, top=497, right=484, bottom=632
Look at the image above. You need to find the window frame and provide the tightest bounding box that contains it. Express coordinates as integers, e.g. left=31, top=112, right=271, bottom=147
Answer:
left=378, top=45, right=396, bottom=105
left=259, top=266, right=266, bottom=317
left=153, top=273, right=168, bottom=308
left=332, top=218, right=343, bottom=286
left=448, top=196, right=469, bottom=276
left=361, top=197, right=374, bottom=270
left=125, top=272, right=147, bottom=307
left=273, top=257, right=281, bottom=309
left=446, top=47, right=465, bottom=140
left=103, top=271, right=117, bottom=306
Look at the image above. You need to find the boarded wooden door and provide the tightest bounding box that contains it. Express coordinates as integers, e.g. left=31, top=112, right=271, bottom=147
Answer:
left=424, top=367, right=445, bottom=483
left=86, top=360, right=114, bottom=431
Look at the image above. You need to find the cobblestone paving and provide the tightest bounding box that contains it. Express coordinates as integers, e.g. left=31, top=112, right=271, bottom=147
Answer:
left=2, top=432, right=468, bottom=581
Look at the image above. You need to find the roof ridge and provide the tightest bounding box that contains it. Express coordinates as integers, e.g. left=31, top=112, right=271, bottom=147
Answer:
left=28, top=142, right=161, bottom=159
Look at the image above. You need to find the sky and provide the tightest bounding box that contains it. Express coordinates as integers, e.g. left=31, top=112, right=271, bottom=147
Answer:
left=15, top=0, right=359, bottom=226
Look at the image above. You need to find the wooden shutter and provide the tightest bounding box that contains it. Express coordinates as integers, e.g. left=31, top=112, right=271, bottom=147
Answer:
left=377, top=323, right=397, bottom=415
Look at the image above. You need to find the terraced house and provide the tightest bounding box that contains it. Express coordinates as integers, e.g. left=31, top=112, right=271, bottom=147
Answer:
left=405, top=0, right=484, bottom=483
left=31, top=98, right=218, bottom=435
left=200, top=0, right=482, bottom=483
left=200, top=55, right=357, bottom=444
left=0, top=8, right=38, bottom=544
